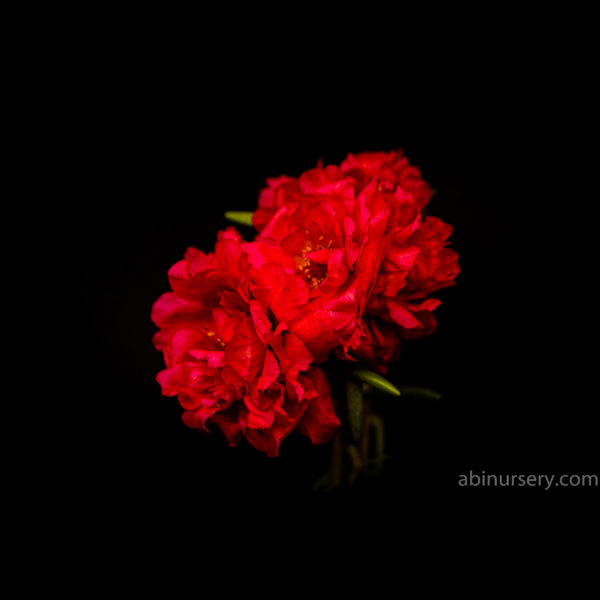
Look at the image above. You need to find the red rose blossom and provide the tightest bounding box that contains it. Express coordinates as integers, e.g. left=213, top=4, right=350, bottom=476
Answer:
left=360, top=210, right=460, bottom=372
left=245, top=169, right=393, bottom=363
left=251, top=150, right=460, bottom=371
left=370, top=213, right=458, bottom=304
left=152, top=149, right=459, bottom=456
left=151, top=227, right=340, bottom=457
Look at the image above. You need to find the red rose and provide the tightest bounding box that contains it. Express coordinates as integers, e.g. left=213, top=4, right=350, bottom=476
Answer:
left=152, top=149, right=459, bottom=455
left=365, top=214, right=459, bottom=343
left=245, top=168, right=392, bottom=362
left=350, top=178, right=459, bottom=371
left=250, top=151, right=460, bottom=371
left=151, top=227, right=340, bottom=457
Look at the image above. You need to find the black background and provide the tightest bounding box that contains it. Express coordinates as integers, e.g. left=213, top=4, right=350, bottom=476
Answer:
left=52, top=28, right=598, bottom=548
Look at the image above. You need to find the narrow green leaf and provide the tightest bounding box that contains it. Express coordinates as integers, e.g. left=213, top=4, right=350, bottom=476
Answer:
left=345, top=379, right=364, bottom=442
left=396, top=386, right=442, bottom=401
left=349, top=368, right=401, bottom=397
left=224, top=211, right=254, bottom=226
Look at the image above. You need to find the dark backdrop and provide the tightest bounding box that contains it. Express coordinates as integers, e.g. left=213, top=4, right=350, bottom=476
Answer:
left=58, top=45, right=598, bottom=543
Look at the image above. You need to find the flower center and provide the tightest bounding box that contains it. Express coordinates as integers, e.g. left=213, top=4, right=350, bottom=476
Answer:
left=296, top=234, right=333, bottom=288
left=207, top=331, right=226, bottom=347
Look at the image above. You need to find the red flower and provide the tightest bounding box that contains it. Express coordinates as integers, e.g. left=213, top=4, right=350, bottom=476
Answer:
left=152, top=149, right=459, bottom=455
left=250, top=150, right=460, bottom=371
left=151, top=227, right=340, bottom=457
left=365, top=214, right=459, bottom=352
left=245, top=169, right=392, bottom=362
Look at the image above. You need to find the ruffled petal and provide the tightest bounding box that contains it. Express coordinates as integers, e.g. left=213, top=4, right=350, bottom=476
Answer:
left=208, top=409, right=243, bottom=446
left=223, top=316, right=266, bottom=381
left=150, top=292, right=206, bottom=328
left=296, top=367, right=340, bottom=444
left=259, top=350, right=280, bottom=391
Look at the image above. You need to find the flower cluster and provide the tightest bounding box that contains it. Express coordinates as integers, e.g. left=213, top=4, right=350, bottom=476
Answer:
left=152, top=150, right=459, bottom=456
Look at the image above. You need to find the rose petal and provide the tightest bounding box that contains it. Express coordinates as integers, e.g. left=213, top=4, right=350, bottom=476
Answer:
left=296, top=367, right=340, bottom=444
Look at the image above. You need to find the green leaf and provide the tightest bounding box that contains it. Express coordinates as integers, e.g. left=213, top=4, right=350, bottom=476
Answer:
left=396, top=386, right=442, bottom=401
left=349, top=368, right=401, bottom=397
left=224, top=211, right=254, bottom=226
left=345, top=379, right=364, bottom=442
